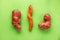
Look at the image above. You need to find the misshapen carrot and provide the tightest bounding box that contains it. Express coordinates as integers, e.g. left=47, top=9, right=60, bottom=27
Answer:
left=27, top=5, right=33, bottom=31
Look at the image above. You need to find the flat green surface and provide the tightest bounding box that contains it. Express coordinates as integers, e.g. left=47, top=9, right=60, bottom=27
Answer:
left=0, top=0, right=60, bottom=40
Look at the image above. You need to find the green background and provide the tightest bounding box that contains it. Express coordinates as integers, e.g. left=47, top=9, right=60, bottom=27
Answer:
left=0, top=0, right=60, bottom=40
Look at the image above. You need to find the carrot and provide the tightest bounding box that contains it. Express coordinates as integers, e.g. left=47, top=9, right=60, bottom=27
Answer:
left=27, top=5, right=33, bottom=31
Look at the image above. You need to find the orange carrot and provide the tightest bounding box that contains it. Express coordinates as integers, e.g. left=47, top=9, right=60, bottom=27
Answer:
left=27, top=5, right=33, bottom=31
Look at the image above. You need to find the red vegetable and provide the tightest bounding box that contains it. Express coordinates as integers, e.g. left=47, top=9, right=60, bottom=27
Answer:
left=44, top=13, right=51, bottom=21
left=12, top=10, right=21, bottom=31
left=38, top=21, right=50, bottom=29
left=27, top=5, right=33, bottom=31
left=38, top=14, right=51, bottom=30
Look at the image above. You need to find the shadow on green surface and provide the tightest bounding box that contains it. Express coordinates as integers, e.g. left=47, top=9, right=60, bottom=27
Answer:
left=38, top=27, right=52, bottom=34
